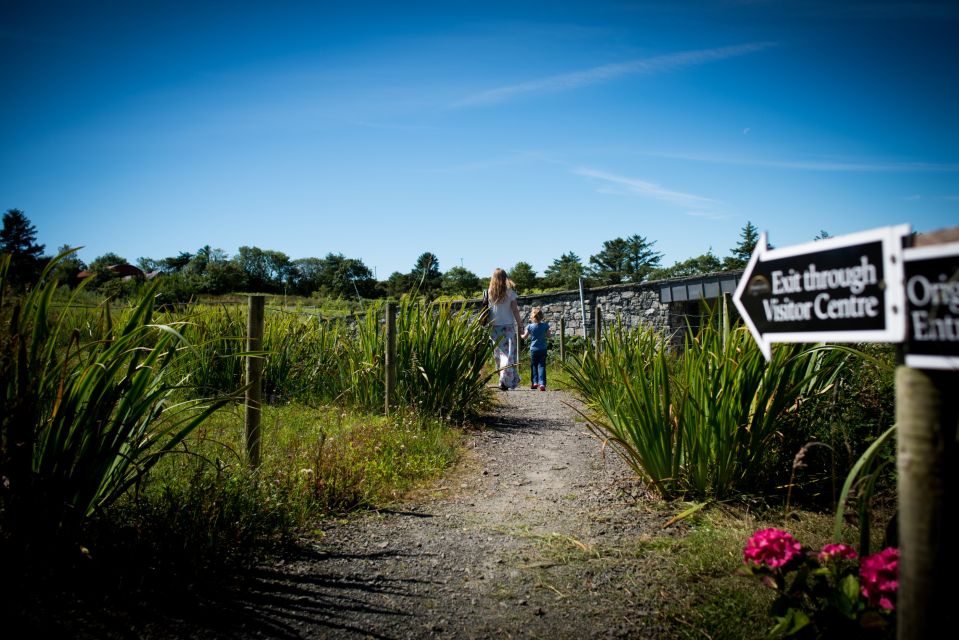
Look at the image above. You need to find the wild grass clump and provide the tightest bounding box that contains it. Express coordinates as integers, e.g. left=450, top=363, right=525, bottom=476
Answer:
left=394, top=296, right=493, bottom=419
left=563, top=302, right=845, bottom=500
left=92, top=402, right=463, bottom=584
left=0, top=252, right=231, bottom=567
left=153, top=297, right=492, bottom=420
left=3, top=255, right=474, bottom=612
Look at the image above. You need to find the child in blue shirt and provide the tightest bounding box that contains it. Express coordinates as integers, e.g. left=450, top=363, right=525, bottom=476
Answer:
left=522, top=307, right=551, bottom=391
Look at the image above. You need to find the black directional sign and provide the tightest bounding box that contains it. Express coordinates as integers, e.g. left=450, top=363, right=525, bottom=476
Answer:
left=733, top=225, right=910, bottom=361
left=903, top=242, right=959, bottom=370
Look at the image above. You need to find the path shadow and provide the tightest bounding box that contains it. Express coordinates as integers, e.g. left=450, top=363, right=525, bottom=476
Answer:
left=480, top=413, right=576, bottom=436
left=17, top=543, right=440, bottom=640
left=168, top=544, right=443, bottom=639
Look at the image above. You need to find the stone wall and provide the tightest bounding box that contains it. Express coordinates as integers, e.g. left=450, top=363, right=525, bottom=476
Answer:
left=514, top=284, right=672, bottom=337
left=465, top=271, right=744, bottom=344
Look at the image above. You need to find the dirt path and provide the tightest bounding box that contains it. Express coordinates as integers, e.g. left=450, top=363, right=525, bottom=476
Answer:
left=141, top=389, right=686, bottom=639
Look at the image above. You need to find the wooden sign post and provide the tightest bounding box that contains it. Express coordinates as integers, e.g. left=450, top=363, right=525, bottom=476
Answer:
left=896, top=234, right=959, bottom=638
left=734, top=224, right=959, bottom=638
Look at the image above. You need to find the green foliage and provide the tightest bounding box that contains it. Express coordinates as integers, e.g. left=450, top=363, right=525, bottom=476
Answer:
left=441, top=266, right=482, bottom=298
left=589, top=234, right=662, bottom=284
left=410, top=251, right=442, bottom=299
left=0, top=252, right=230, bottom=553
left=1, top=256, right=480, bottom=602
left=50, top=244, right=86, bottom=287
left=0, top=209, right=46, bottom=288
left=543, top=251, right=586, bottom=290
left=723, top=221, right=760, bottom=270
left=394, top=297, right=494, bottom=419
left=651, top=250, right=723, bottom=280
left=234, top=245, right=293, bottom=293
left=567, top=323, right=683, bottom=494
left=292, top=253, right=377, bottom=299
left=155, top=297, right=492, bottom=421
left=77, top=403, right=464, bottom=590
left=776, top=343, right=896, bottom=513
left=563, top=304, right=844, bottom=500
left=508, top=261, right=537, bottom=293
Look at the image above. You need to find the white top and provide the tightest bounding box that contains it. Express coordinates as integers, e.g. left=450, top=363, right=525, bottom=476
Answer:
left=488, top=289, right=518, bottom=326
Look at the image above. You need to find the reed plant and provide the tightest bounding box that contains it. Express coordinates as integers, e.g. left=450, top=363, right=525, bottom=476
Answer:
left=564, top=322, right=683, bottom=495
left=0, top=252, right=231, bottom=555
left=393, top=296, right=493, bottom=420
left=677, top=309, right=843, bottom=498
left=564, top=302, right=844, bottom=500
left=154, top=298, right=491, bottom=419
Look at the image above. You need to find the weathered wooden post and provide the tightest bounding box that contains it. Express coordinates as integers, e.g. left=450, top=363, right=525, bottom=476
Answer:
left=384, top=301, right=396, bottom=416
left=245, top=295, right=265, bottom=468
left=896, top=367, right=958, bottom=638
left=594, top=304, right=602, bottom=357
left=896, top=227, right=959, bottom=639
left=559, top=317, right=566, bottom=362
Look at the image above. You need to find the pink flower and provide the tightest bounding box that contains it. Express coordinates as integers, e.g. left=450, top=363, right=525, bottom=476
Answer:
left=860, top=547, right=899, bottom=611
left=818, top=543, right=858, bottom=563
left=744, top=528, right=803, bottom=568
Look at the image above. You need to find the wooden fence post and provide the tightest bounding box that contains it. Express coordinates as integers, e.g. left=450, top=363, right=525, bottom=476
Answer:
left=245, top=295, right=265, bottom=469
left=559, top=317, right=566, bottom=362
left=384, top=301, right=396, bottom=416
left=896, top=366, right=959, bottom=638
left=895, top=225, right=959, bottom=638
left=594, top=304, right=602, bottom=357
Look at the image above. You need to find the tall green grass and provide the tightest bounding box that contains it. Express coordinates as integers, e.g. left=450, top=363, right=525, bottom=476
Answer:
left=2, top=257, right=483, bottom=593
left=564, top=303, right=844, bottom=500
left=394, top=296, right=493, bottom=419
left=564, top=323, right=684, bottom=495
left=0, top=252, right=231, bottom=551
left=154, top=297, right=492, bottom=419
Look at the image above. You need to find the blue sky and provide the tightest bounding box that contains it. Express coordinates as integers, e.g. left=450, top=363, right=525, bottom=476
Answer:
left=2, top=0, right=957, bottom=279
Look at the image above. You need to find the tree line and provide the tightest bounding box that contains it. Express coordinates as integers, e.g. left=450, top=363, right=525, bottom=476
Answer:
left=3, top=208, right=777, bottom=301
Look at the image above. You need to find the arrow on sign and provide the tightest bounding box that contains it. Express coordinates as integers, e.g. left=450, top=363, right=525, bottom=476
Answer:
left=732, top=225, right=910, bottom=361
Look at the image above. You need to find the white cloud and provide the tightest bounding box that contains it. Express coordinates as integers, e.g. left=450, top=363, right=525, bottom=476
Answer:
left=573, top=167, right=718, bottom=209
left=636, top=150, right=959, bottom=173
left=451, top=42, right=776, bottom=108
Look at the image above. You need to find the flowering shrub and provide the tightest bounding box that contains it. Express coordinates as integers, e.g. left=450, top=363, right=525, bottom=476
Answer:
left=741, top=528, right=897, bottom=638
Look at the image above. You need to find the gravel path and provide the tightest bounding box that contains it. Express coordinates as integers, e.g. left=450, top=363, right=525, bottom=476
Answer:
left=138, top=388, right=688, bottom=639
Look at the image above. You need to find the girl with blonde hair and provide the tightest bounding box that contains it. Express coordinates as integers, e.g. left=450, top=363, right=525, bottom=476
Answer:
left=485, top=268, right=523, bottom=390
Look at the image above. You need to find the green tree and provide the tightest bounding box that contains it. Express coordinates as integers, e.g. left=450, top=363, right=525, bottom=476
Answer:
left=589, top=234, right=662, bottom=285
left=203, top=259, right=244, bottom=295
left=543, top=252, right=586, bottom=290
left=410, top=252, right=442, bottom=297
left=0, top=209, right=46, bottom=287
left=87, top=252, right=128, bottom=276
left=384, top=271, right=413, bottom=298
left=651, top=250, right=723, bottom=279
left=441, top=266, right=481, bottom=298
left=324, top=253, right=377, bottom=299
left=292, top=257, right=325, bottom=296
left=814, top=229, right=832, bottom=241
left=136, top=257, right=161, bottom=273
left=723, top=221, right=760, bottom=270
left=233, top=246, right=291, bottom=293
left=509, top=262, right=537, bottom=293
left=622, top=234, right=662, bottom=282
left=160, top=251, right=193, bottom=274
left=589, top=238, right=630, bottom=285
left=50, top=245, right=86, bottom=287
